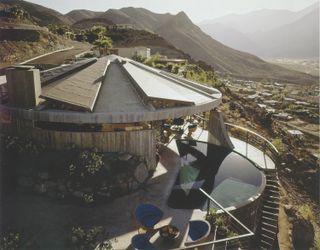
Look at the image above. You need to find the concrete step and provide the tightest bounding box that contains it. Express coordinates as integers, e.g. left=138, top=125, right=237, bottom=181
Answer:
left=260, top=246, right=269, bottom=250
left=261, top=233, right=275, bottom=243
left=263, top=205, right=279, bottom=212
left=261, top=235, right=275, bottom=246
left=262, top=215, right=278, bottom=223
left=266, top=183, right=279, bottom=188
left=266, top=180, right=279, bottom=186
left=261, top=228, right=277, bottom=238
left=263, top=207, right=279, bottom=215
left=262, top=222, right=278, bottom=231
left=263, top=203, right=279, bottom=210
left=266, top=184, right=279, bottom=190
left=265, top=188, right=279, bottom=194
left=264, top=200, right=279, bottom=207
left=265, top=174, right=278, bottom=179
left=262, top=210, right=278, bottom=219
left=262, top=218, right=278, bottom=226
left=265, top=195, right=280, bottom=201
left=266, top=173, right=278, bottom=177
left=260, top=239, right=273, bottom=249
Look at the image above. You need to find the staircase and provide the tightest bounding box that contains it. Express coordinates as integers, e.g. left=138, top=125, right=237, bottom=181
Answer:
left=257, top=169, right=280, bottom=250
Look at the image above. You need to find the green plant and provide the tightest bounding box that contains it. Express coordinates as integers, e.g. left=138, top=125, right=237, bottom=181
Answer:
left=227, top=232, right=242, bottom=248
left=298, top=204, right=314, bottom=221
left=94, top=36, right=113, bottom=49
left=83, top=193, right=94, bottom=204
left=4, top=136, right=44, bottom=156
left=310, top=237, right=320, bottom=250
left=143, top=54, right=161, bottom=67
left=0, top=231, right=21, bottom=250
left=205, top=208, right=218, bottom=227
left=78, top=150, right=104, bottom=175
left=70, top=226, right=113, bottom=250
left=272, top=138, right=285, bottom=153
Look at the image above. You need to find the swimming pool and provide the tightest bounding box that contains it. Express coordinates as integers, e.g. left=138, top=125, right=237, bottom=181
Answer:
left=168, top=140, right=266, bottom=211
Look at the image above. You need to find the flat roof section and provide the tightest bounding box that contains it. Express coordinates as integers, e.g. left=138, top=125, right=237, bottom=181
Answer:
left=41, top=57, right=109, bottom=111
left=123, top=61, right=215, bottom=105
left=40, top=58, right=97, bottom=85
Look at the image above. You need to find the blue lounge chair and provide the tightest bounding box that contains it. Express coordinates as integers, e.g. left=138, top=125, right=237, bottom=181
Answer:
left=135, top=204, right=163, bottom=229
left=185, top=220, right=211, bottom=246
left=131, top=234, right=155, bottom=250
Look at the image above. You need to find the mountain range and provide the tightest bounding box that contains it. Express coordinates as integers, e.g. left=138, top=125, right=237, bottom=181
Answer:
left=199, top=2, right=319, bottom=59
left=0, top=0, right=318, bottom=84
left=67, top=7, right=317, bottom=83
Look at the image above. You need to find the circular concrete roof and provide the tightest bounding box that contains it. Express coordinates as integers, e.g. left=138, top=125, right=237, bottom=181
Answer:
left=2, top=55, right=222, bottom=123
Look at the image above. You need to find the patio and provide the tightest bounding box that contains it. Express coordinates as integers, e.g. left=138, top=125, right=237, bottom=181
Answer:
left=1, top=144, right=208, bottom=249
left=2, top=124, right=276, bottom=250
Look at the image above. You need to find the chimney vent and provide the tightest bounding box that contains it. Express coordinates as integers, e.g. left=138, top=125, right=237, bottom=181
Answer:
left=5, top=66, right=41, bottom=108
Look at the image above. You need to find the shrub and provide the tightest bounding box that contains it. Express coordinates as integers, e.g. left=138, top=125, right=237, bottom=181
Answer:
left=70, top=226, right=113, bottom=250
left=0, top=231, right=21, bottom=250
left=298, top=204, right=314, bottom=221
left=272, top=138, right=285, bottom=153
left=4, top=136, right=44, bottom=156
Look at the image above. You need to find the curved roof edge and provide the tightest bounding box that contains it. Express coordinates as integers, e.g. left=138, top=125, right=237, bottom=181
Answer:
left=1, top=98, right=221, bottom=123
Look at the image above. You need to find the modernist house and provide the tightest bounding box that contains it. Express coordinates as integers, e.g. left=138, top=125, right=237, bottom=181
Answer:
left=0, top=55, right=279, bottom=250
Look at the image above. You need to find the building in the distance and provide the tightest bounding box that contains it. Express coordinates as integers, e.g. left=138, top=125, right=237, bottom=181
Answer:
left=116, top=46, right=151, bottom=59
left=106, top=23, right=137, bottom=30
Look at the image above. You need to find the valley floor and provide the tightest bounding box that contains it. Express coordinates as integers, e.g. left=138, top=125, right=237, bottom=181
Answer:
left=264, top=58, right=319, bottom=77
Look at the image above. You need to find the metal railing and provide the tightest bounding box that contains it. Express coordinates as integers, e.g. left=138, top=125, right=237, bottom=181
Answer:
left=224, top=123, right=279, bottom=165
left=173, top=188, right=254, bottom=250
left=193, top=114, right=279, bottom=166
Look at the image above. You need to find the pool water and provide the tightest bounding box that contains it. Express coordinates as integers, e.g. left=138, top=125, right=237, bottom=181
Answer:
left=167, top=140, right=265, bottom=210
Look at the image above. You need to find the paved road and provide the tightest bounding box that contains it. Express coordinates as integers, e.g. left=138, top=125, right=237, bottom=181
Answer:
left=26, top=44, right=92, bottom=65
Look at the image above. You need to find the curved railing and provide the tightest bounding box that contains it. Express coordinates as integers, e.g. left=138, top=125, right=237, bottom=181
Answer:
left=224, top=122, right=279, bottom=165
left=193, top=114, right=279, bottom=165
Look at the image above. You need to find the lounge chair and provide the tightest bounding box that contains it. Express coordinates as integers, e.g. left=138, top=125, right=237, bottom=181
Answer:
left=185, top=220, right=211, bottom=246
left=135, top=203, right=163, bottom=229
left=131, top=233, right=155, bottom=250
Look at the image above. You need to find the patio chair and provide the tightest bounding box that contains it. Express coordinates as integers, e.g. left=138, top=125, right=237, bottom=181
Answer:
left=131, top=233, right=156, bottom=250
left=135, top=203, right=163, bottom=230
left=185, top=220, right=211, bottom=246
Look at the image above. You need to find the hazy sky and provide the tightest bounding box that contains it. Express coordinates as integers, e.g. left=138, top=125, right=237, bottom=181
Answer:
left=27, top=0, right=319, bottom=22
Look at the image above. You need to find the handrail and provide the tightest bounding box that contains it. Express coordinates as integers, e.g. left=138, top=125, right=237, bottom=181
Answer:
left=172, top=188, right=254, bottom=250
left=193, top=114, right=279, bottom=164
left=224, top=122, right=279, bottom=154
left=199, top=188, right=254, bottom=236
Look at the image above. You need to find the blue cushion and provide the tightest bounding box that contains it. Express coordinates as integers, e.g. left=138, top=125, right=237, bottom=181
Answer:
left=131, top=234, right=155, bottom=250
left=188, top=220, right=210, bottom=241
left=135, top=204, right=163, bottom=228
